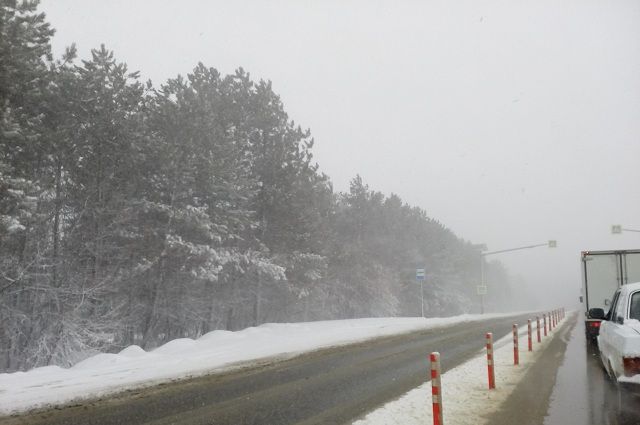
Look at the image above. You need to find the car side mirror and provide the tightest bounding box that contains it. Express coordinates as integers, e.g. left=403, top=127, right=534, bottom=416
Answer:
left=588, top=308, right=605, bottom=320
left=604, top=299, right=611, bottom=306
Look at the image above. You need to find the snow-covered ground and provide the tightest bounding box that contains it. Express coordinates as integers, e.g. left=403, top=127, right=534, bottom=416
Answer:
left=354, top=316, right=568, bottom=425
left=0, top=312, right=538, bottom=416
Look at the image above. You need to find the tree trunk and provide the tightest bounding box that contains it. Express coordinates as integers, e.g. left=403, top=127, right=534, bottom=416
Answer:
left=52, top=159, right=62, bottom=288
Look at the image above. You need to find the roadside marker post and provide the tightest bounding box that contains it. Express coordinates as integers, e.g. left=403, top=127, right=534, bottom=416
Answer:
left=536, top=316, right=541, bottom=343
left=486, top=333, right=495, bottom=389
left=527, top=319, right=532, bottom=352
left=512, top=324, right=519, bottom=365
left=543, top=314, right=547, bottom=336
left=430, top=352, right=444, bottom=425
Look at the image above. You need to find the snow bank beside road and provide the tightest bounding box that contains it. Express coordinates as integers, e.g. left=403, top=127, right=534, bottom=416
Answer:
left=0, top=313, right=520, bottom=415
left=353, top=316, right=568, bottom=425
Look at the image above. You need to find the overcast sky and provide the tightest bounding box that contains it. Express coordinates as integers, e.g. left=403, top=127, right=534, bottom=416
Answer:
left=39, top=0, right=640, bottom=310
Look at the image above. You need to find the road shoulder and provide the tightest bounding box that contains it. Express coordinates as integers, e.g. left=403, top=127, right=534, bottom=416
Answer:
left=484, top=314, right=576, bottom=425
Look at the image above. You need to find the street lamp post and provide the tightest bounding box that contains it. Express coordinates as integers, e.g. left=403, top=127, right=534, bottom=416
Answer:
left=612, top=225, right=640, bottom=234
left=478, top=240, right=557, bottom=314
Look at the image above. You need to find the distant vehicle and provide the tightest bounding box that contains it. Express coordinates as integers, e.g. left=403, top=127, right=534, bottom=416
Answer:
left=580, top=250, right=640, bottom=341
left=598, top=282, right=640, bottom=386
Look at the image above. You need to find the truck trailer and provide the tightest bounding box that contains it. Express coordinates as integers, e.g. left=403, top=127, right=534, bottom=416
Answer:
left=580, top=249, right=640, bottom=341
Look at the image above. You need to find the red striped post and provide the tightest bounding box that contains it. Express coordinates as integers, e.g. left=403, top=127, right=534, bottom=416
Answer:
left=512, top=324, right=519, bottom=365
left=543, top=314, right=547, bottom=336
left=430, top=352, right=443, bottom=425
left=549, top=312, right=553, bottom=331
left=486, top=332, right=495, bottom=389
left=527, top=319, right=532, bottom=351
left=554, top=310, right=557, bottom=327
left=536, top=316, right=541, bottom=343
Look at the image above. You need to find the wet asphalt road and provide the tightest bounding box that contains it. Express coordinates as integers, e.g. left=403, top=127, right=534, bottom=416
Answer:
left=544, top=315, right=640, bottom=425
left=0, top=314, right=532, bottom=425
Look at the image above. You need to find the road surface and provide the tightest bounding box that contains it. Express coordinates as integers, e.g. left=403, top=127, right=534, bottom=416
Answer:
left=487, top=312, right=640, bottom=425
left=544, top=315, right=640, bottom=425
left=0, top=314, right=532, bottom=425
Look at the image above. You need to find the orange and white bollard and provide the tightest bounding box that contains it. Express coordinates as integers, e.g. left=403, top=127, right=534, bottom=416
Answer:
left=536, top=316, right=541, bottom=343
left=486, top=332, right=495, bottom=389
left=527, top=319, right=533, bottom=351
left=513, top=324, right=519, bottom=365
left=430, top=352, right=443, bottom=425
left=543, top=314, right=547, bottom=336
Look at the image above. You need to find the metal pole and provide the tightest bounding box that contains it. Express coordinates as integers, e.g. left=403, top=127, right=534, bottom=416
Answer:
left=421, top=280, right=425, bottom=318
left=482, top=243, right=549, bottom=256
left=480, top=257, right=485, bottom=314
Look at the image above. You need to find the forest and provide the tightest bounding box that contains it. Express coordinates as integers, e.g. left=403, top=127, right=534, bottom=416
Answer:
left=0, top=0, right=515, bottom=372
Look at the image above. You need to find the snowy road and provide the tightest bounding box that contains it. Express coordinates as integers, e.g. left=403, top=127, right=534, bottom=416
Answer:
left=0, top=314, right=532, bottom=425
left=486, top=313, right=640, bottom=425
left=543, top=317, right=640, bottom=425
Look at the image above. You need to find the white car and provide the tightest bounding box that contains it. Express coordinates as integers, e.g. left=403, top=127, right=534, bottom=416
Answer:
left=598, top=281, right=640, bottom=387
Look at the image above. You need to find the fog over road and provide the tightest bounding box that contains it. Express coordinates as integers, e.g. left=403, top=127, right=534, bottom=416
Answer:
left=1, top=315, right=532, bottom=425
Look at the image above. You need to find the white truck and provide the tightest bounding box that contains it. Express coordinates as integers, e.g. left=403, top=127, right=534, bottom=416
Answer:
left=580, top=250, right=640, bottom=341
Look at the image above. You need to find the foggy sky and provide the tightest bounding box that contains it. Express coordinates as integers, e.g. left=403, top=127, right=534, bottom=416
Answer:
left=39, top=0, right=640, bottom=310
